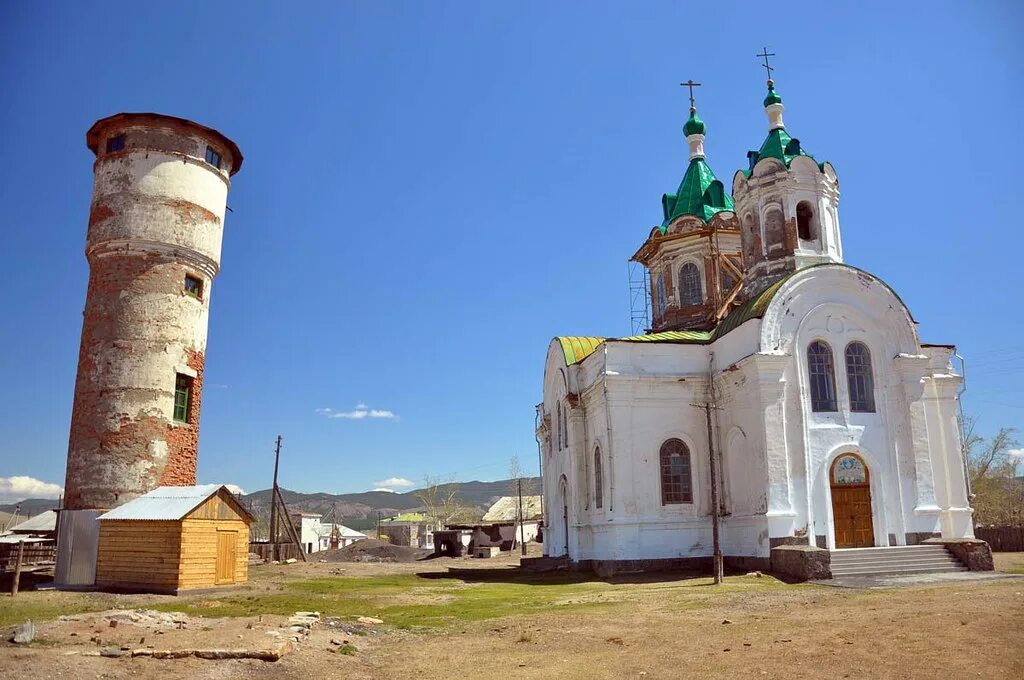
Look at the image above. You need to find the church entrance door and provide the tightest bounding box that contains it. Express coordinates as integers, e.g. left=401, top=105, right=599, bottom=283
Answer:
left=830, top=453, right=874, bottom=548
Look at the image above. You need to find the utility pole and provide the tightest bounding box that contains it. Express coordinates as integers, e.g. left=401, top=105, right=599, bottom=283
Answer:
left=518, top=478, right=527, bottom=556
left=269, top=435, right=282, bottom=562
left=376, top=511, right=381, bottom=541
left=692, top=353, right=723, bottom=585
left=703, top=402, right=723, bottom=584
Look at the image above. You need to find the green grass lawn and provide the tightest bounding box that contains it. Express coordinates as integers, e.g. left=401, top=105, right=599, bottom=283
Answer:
left=148, top=571, right=788, bottom=629
left=0, top=571, right=790, bottom=631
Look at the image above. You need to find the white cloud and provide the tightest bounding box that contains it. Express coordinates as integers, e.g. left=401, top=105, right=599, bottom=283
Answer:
left=316, top=405, right=398, bottom=420
left=371, top=488, right=397, bottom=493
left=1008, top=448, right=1024, bottom=460
left=223, top=484, right=245, bottom=495
left=0, top=476, right=64, bottom=504
left=374, top=477, right=415, bottom=490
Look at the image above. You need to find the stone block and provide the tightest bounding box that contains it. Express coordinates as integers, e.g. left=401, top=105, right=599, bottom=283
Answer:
left=923, top=538, right=994, bottom=571
left=770, top=545, right=831, bottom=582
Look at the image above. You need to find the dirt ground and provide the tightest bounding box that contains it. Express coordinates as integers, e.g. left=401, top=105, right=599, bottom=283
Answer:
left=1, top=548, right=1022, bottom=680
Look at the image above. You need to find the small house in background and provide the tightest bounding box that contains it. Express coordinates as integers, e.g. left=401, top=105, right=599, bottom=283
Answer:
left=379, top=513, right=435, bottom=548
left=7, top=510, right=58, bottom=539
left=318, top=523, right=367, bottom=550
left=447, top=496, right=543, bottom=555
left=95, top=485, right=251, bottom=594
left=289, top=511, right=322, bottom=554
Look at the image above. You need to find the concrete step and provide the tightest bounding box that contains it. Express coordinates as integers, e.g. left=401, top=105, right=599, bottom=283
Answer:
left=829, top=545, right=967, bottom=577
left=832, top=546, right=948, bottom=556
left=832, top=564, right=967, bottom=577
left=832, top=558, right=962, bottom=572
left=831, top=557, right=958, bottom=565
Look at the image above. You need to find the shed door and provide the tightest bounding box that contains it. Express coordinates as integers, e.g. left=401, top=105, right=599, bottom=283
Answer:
left=216, top=530, right=237, bottom=584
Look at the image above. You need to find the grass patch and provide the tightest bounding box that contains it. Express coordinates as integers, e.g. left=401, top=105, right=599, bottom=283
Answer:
left=336, top=643, right=358, bottom=655
left=148, top=571, right=789, bottom=630
left=0, top=595, right=118, bottom=629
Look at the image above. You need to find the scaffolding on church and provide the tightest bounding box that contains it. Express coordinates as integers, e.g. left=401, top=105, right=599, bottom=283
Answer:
left=628, top=260, right=651, bottom=336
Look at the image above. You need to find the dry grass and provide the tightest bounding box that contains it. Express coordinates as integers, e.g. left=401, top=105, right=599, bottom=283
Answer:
left=1, top=551, right=1022, bottom=679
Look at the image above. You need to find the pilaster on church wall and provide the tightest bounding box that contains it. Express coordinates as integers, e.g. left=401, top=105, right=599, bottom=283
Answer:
left=749, top=353, right=794, bottom=523
left=893, top=353, right=940, bottom=515
left=928, top=371, right=970, bottom=511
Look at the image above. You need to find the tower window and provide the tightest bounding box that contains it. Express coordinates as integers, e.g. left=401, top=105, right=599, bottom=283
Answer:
left=106, top=135, right=125, bottom=153
left=678, top=262, right=703, bottom=306
left=173, top=374, right=194, bottom=423
left=807, top=341, right=838, bottom=412
left=594, top=446, right=603, bottom=509
left=205, top=146, right=222, bottom=169
left=845, top=342, right=876, bottom=412
left=797, top=201, right=816, bottom=241
left=654, top=273, right=667, bottom=316
left=184, top=274, right=204, bottom=299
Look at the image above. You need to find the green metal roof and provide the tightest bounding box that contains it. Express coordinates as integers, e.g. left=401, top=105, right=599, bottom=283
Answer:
left=382, top=512, right=428, bottom=523
left=744, top=127, right=819, bottom=176
left=554, top=265, right=913, bottom=367
left=661, top=158, right=734, bottom=228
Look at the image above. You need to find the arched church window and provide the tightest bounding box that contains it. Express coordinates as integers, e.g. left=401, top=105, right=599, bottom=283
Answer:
left=678, top=262, right=703, bottom=306
left=797, top=201, right=816, bottom=241
left=807, top=341, right=838, bottom=412
left=659, top=439, right=692, bottom=504
left=845, top=342, right=876, bottom=413
left=556, top=402, right=562, bottom=451
left=764, top=209, right=786, bottom=254
left=594, top=446, right=603, bottom=509
left=655, top=272, right=667, bottom=316
left=742, top=213, right=759, bottom=264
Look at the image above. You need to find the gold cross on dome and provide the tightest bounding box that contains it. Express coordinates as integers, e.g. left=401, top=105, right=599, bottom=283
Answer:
left=757, top=47, right=776, bottom=84
left=680, top=79, right=701, bottom=110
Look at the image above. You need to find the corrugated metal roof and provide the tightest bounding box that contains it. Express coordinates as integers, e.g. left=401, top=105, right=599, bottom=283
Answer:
left=482, top=495, right=543, bottom=522
left=318, top=524, right=367, bottom=539
left=98, top=484, right=225, bottom=521
left=9, top=510, right=57, bottom=533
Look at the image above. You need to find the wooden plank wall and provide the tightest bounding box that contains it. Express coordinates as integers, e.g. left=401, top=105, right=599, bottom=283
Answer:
left=178, top=519, right=248, bottom=589
left=95, top=521, right=182, bottom=589
left=974, top=525, right=1024, bottom=552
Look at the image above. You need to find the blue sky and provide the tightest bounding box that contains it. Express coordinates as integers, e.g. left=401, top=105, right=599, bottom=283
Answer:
left=1, top=2, right=1021, bottom=500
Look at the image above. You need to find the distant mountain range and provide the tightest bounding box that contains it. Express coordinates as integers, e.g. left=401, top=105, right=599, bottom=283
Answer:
left=0, top=477, right=542, bottom=532
left=238, top=478, right=541, bottom=531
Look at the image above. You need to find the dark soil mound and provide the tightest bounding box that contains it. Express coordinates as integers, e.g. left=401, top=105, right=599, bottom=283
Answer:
left=319, top=539, right=431, bottom=563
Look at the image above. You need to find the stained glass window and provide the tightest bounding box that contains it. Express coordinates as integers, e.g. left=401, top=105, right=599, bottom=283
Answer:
left=833, top=455, right=867, bottom=485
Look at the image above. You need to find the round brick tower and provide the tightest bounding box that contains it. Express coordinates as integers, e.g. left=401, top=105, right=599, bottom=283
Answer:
left=64, top=113, right=242, bottom=512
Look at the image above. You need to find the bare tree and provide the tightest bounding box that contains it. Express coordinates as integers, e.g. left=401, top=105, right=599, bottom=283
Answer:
left=963, top=417, right=1022, bottom=525
left=508, top=455, right=538, bottom=497
left=416, top=475, right=474, bottom=528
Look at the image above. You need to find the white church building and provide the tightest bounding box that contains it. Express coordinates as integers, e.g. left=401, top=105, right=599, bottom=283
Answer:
left=537, top=78, right=974, bottom=574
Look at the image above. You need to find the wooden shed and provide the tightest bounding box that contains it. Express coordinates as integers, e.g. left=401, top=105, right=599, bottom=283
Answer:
left=95, top=484, right=251, bottom=594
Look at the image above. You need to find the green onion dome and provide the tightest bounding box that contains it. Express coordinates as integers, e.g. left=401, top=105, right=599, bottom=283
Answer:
left=763, top=81, right=783, bottom=107
left=683, top=108, right=706, bottom=136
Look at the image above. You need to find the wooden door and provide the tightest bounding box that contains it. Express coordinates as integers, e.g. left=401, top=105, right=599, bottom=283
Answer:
left=215, top=530, right=237, bottom=584
left=830, top=454, right=874, bottom=549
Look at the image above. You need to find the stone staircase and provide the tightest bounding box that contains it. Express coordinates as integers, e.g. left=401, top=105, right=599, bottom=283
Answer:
left=830, top=545, right=967, bottom=577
